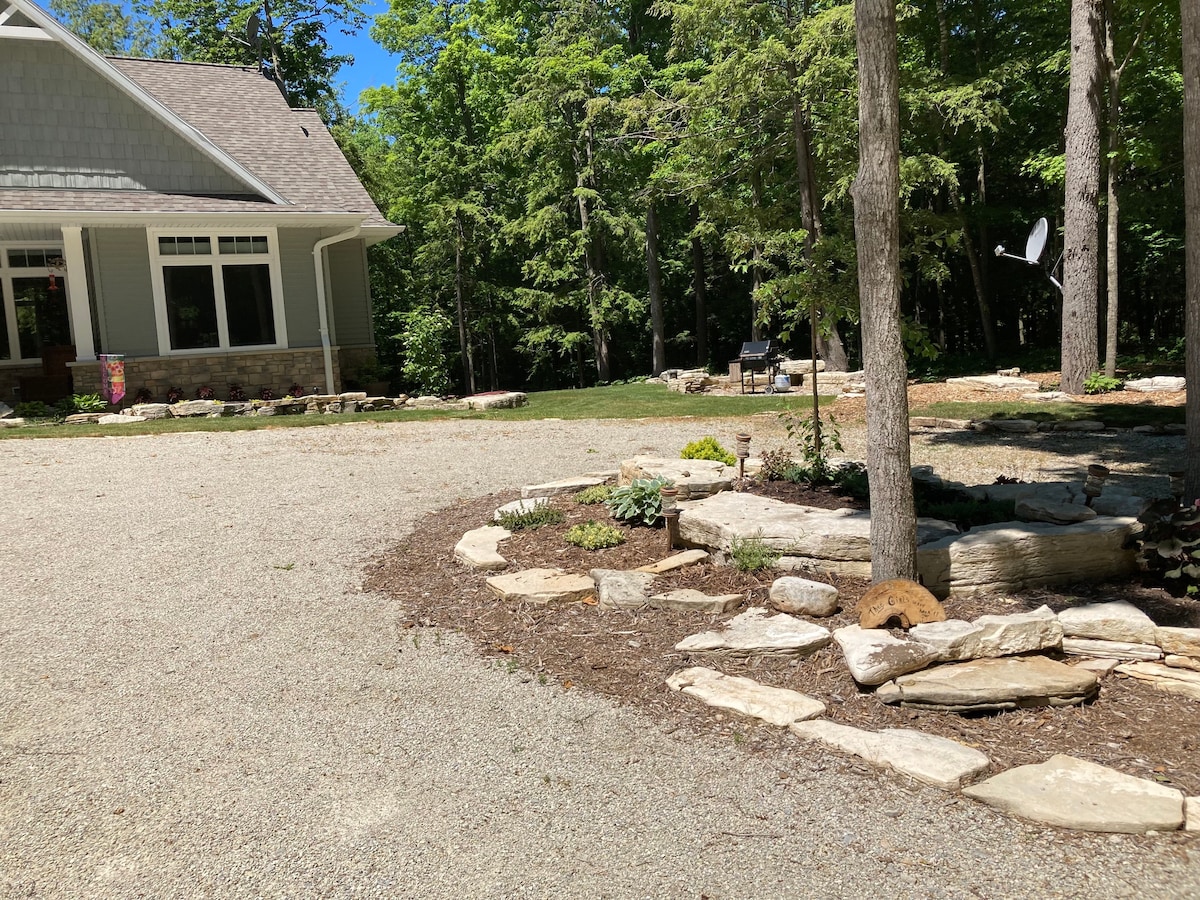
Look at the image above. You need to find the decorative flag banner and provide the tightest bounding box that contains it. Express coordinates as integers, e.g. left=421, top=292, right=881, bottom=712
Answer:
left=99, top=354, right=125, bottom=405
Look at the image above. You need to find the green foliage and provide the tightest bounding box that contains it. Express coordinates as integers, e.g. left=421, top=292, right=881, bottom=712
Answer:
left=831, top=461, right=870, bottom=501
left=606, top=476, right=672, bottom=526
left=1136, top=500, right=1200, bottom=596
left=564, top=520, right=626, bottom=550
left=728, top=533, right=781, bottom=573
left=400, top=306, right=454, bottom=396
left=574, top=484, right=615, bottom=505
left=778, top=408, right=844, bottom=482
left=1083, top=372, right=1123, bottom=394
left=14, top=401, right=53, bottom=419
left=68, top=394, right=108, bottom=413
left=680, top=436, right=736, bottom=466
left=758, top=448, right=809, bottom=484
left=916, top=497, right=1016, bottom=530
left=495, top=504, right=566, bottom=531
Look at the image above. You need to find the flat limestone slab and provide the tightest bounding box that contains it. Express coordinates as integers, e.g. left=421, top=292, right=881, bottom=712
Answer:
left=486, top=568, right=596, bottom=604
left=649, top=589, right=741, bottom=614
left=454, top=525, right=512, bottom=571
left=590, top=569, right=656, bottom=610
left=1115, top=662, right=1200, bottom=700
left=910, top=605, right=1062, bottom=662
left=1157, top=627, right=1200, bottom=657
left=963, top=754, right=1184, bottom=833
left=1188, top=797, right=1200, bottom=832
left=1062, top=638, right=1162, bottom=661
left=678, top=492, right=958, bottom=563
left=463, top=391, right=527, bottom=410
left=667, top=667, right=825, bottom=726
left=521, top=475, right=608, bottom=499
left=876, top=656, right=1099, bottom=712
left=946, top=374, right=1041, bottom=393
left=675, top=608, right=831, bottom=658
left=833, top=625, right=939, bottom=686
left=635, top=549, right=709, bottom=574
left=99, top=414, right=147, bottom=425
left=789, top=721, right=990, bottom=790
left=619, top=456, right=732, bottom=500
left=1058, top=600, right=1158, bottom=644
left=1125, top=376, right=1186, bottom=392
left=494, top=497, right=548, bottom=520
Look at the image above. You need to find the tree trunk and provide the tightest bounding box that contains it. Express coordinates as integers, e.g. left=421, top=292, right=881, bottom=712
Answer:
left=1061, top=0, right=1104, bottom=394
left=817, top=325, right=849, bottom=371
left=1183, top=0, right=1200, bottom=503
left=454, top=211, right=476, bottom=395
left=853, top=0, right=916, bottom=582
left=1104, top=46, right=1121, bottom=379
left=575, top=128, right=611, bottom=382
left=690, top=205, right=708, bottom=368
left=646, top=200, right=667, bottom=375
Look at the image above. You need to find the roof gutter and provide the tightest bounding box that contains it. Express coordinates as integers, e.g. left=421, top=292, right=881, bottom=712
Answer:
left=313, top=224, right=361, bottom=395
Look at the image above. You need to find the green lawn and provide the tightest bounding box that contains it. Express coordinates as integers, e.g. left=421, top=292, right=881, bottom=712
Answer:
left=0, top=382, right=820, bottom=439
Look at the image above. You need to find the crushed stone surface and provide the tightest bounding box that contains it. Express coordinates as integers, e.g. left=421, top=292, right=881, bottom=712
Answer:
left=1, top=418, right=1196, bottom=899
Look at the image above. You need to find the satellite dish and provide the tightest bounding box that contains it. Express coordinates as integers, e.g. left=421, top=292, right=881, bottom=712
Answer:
left=1025, top=217, right=1048, bottom=264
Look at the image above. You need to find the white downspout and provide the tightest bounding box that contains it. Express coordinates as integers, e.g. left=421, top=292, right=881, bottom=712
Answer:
left=312, top=225, right=361, bottom=394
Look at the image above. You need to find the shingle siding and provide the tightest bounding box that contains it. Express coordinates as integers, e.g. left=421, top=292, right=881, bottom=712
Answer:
left=0, top=41, right=248, bottom=196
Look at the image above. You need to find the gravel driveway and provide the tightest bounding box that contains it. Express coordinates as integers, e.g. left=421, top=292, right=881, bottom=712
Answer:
left=1, top=418, right=1196, bottom=899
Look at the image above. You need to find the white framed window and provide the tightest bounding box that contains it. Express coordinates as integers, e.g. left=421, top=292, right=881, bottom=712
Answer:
left=147, top=228, right=288, bottom=355
left=0, top=244, right=72, bottom=365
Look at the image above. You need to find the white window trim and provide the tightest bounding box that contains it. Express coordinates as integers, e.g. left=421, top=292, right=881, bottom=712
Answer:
left=147, top=226, right=288, bottom=356
left=0, top=241, right=71, bottom=367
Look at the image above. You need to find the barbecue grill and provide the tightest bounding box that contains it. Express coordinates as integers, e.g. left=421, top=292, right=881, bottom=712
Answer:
left=735, top=340, right=781, bottom=394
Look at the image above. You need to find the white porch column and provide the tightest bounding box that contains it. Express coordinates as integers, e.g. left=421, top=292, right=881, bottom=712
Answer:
left=60, top=225, right=95, bottom=362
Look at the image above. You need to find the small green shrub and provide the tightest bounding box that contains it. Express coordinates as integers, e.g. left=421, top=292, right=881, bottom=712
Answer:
left=575, top=485, right=614, bottom=505
left=832, top=461, right=870, bottom=501
left=759, top=448, right=807, bottom=483
left=681, top=436, right=736, bottom=466
left=14, top=401, right=53, bottom=419
left=607, top=476, right=672, bottom=526
left=1136, top=499, right=1200, bottom=596
left=495, top=504, right=565, bottom=531
left=1083, top=372, right=1123, bottom=394
left=565, top=520, right=626, bottom=550
left=729, top=533, right=781, bottom=572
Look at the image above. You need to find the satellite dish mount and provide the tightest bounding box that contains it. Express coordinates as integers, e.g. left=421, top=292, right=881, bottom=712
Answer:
left=994, top=217, right=1062, bottom=291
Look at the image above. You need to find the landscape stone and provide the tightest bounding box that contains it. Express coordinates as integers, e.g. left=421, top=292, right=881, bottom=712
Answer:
left=1187, top=798, right=1200, bottom=832
left=833, top=625, right=940, bottom=686
left=1014, top=497, right=1097, bottom=525
left=64, top=412, right=107, bottom=424
left=789, top=721, right=990, bottom=790
left=1124, top=376, right=1186, bottom=393
left=909, top=416, right=973, bottom=429
left=648, top=589, right=741, bottom=614
left=856, top=579, right=946, bottom=628
left=619, top=456, right=732, bottom=500
left=635, top=549, right=709, bottom=574
left=1052, top=419, right=1105, bottom=431
left=1021, top=391, right=1074, bottom=403
left=98, top=414, right=146, bottom=425
left=1061, top=638, right=1163, bottom=661
left=1070, top=657, right=1121, bottom=677
left=675, top=608, right=831, bottom=658
left=962, top=755, right=1184, bottom=833
left=975, top=418, right=1040, bottom=433
left=494, top=497, right=549, bottom=520
left=1166, top=655, right=1200, bottom=672
left=667, top=667, right=825, bottom=726
left=1114, top=661, right=1200, bottom=700
left=130, top=403, right=171, bottom=419
left=0, top=417, right=25, bottom=427
left=910, top=605, right=1062, bottom=661
left=169, top=400, right=226, bottom=417
left=1058, top=600, right=1158, bottom=644
left=0, top=400, right=11, bottom=417
left=464, top=391, right=528, bottom=410
left=769, top=577, right=839, bottom=617
left=522, top=475, right=608, bottom=499
left=485, top=568, right=596, bottom=604
left=876, top=656, right=1099, bottom=712
left=1157, top=626, right=1200, bottom=658
left=453, top=525, right=512, bottom=571
left=946, top=374, right=1041, bottom=393
left=338, top=391, right=368, bottom=401
left=590, top=569, right=656, bottom=610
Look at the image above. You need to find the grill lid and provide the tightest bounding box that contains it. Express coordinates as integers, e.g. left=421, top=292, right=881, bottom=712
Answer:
left=738, top=340, right=780, bottom=359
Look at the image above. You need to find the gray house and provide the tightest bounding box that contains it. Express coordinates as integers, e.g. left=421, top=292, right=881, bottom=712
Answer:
left=0, top=0, right=401, bottom=403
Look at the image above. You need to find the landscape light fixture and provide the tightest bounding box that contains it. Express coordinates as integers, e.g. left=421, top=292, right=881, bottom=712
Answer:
left=994, top=217, right=1062, bottom=291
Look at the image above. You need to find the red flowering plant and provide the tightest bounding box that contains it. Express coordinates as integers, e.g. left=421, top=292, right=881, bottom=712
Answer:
left=195, top=385, right=215, bottom=401
left=166, top=387, right=185, bottom=404
left=227, top=384, right=247, bottom=402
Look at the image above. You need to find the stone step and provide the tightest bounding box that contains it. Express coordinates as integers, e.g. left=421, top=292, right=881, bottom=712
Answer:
left=667, top=667, right=825, bottom=727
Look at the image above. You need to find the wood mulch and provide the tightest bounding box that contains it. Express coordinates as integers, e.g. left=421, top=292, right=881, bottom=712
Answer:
left=365, top=484, right=1200, bottom=804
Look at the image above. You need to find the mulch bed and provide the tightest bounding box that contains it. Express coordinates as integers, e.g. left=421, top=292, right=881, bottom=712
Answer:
left=365, top=486, right=1200, bottom=806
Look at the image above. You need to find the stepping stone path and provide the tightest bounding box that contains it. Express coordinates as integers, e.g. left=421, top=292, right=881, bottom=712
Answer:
left=648, top=589, right=741, bottom=614
left=635, top=549, right=709, bottom=574
left=1058, top=600, right=1159, bottom=644
left=833, top=625, right=940, bottom=686
left=909, top=605, right=1062, bottom=662
left=521, top=474, right=613, bottom=499
left=675, top=608, right=831, bottom=658
left=485, top=568, right=596, bottom=604
left=667, top=667, right=825, bottom=726
left=454, top=525, right=512, bottom=571
left=789, top=721, right=990, bottom=790
left=963, top=755, right=1185, bottom=833
left=876, top=656, right=1099, bottom=712
left=768, top=576, right=838, bottom=617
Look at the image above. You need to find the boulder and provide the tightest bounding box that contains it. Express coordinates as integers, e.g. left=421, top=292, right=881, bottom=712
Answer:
left=667, top=667, right=825, bottom=726
left=1124, top=376, right=1186, bottom=393
left=769, top=577, right=839, bottom=617
left=856, top=579, right=946, bottom=628
left=789, top=721, right=990, bottom=790
left=1061, top=638, right=1162, bottom=661
left=453, top=525, right=512, bottom=571
left=485, top=568, right=596, bottom=605
left=1014, top=497, right=1097, bottom=525
left=1157, top=626, right=1200, bottom=658
left=648, top=589, right=741, bottom=614
left=675, top=608, right=831, bottom=658
left=875, top=656, right=1099, bottom=712
left=590, top=569, right=656, bottom=610
left=635, top=549, right=709, bottom=574
left=963, top=755, right=1184, bottom=833
left=910, top=605, right=1062, bottom=661
left=833, top=625, right=940, bottom=686
left=619, top=456, right=732, bottom=500
left=1058, top=600, right=1158, bottom=644
left=339, top=391, right=368, bottom=401
left=464, top=391, right=528, bottom=410
left=947, top=375, right=1041, bottom=393
left=521, top=475, right=609, bottom=499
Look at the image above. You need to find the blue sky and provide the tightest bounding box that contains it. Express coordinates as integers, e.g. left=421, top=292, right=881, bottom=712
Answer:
left=330, top=1, right=400, bottom=111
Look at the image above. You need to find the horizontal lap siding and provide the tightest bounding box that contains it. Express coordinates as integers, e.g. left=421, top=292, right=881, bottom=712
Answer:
left=326, top=239, right=373, bottom=348
left=278, top=229, right=321, bottom=347
left=92, top=228, right=158, bottom=356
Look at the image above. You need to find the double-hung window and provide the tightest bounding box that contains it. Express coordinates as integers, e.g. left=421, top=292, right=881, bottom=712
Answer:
left=0, top=245, right=71, bottom=363
left=149, top=229, right=287, bottom=354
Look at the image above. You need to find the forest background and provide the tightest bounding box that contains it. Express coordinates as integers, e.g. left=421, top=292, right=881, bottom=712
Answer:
left=49, top=0, right=1188, bottom=397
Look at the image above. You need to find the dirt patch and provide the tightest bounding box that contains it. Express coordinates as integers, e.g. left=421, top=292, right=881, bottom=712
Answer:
left=366, top=488, right=1200, bottom=804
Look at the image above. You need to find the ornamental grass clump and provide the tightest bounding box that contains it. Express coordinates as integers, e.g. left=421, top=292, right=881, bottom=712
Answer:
left=728, top=533, right=781, bottom=572
left=606, top=476, right=672, bottom=526
left=565, top=520, right=625, bottom=550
